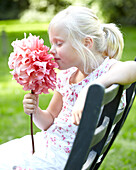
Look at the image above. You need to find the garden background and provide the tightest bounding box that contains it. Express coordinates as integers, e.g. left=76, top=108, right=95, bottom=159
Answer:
left=0, top=0, right=136, bottom=169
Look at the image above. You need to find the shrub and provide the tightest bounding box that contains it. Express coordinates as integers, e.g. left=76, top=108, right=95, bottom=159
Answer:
left=91, top=0, right=136, bottom=25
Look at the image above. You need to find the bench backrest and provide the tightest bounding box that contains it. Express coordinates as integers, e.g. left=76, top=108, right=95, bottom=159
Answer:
left=64, top=81, right=136, bottom=170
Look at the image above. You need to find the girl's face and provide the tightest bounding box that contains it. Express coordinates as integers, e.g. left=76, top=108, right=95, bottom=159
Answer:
left=49, top=23, right=83, bottom=70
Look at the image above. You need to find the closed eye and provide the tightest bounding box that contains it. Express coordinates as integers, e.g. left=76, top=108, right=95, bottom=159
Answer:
left=56, top=41, right=63, bottom=46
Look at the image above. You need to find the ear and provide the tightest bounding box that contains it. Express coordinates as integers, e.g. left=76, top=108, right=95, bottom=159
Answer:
left=84, top=37, right=93, bottom=49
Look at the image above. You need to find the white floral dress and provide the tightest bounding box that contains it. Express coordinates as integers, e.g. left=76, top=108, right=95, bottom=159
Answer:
left=0, top=57, right=126, bottom=170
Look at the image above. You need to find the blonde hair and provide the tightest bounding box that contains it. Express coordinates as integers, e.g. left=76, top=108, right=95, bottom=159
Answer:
left=49, top=6, right=124, bottom=74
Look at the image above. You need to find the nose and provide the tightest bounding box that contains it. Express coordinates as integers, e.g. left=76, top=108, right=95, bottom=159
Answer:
left=50, top=45, right=56, bottom=55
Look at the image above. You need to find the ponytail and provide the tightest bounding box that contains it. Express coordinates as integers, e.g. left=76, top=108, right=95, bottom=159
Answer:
left=101, top=23, right=124, bottom=60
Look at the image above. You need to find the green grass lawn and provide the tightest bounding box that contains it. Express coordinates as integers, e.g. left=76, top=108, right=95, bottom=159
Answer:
left=0, top=20, right=136, bottom=169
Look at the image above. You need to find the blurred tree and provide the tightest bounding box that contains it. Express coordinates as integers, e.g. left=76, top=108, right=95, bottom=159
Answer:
left=20, top=0, right=71, bottom=22
left=0, top=0, right=30, bottom=20
left=28, top=0, right=71, bottom=14
left=0, top=0, right=71, bottom=21
left=89, top=0, right=136, bottom=25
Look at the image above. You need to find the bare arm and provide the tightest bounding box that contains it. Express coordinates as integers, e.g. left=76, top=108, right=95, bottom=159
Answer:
left=72, top=60, right=136, bottom=125
left=96, top=61, right=136, bottom=87
left=23, top=90, right=63, bottom=130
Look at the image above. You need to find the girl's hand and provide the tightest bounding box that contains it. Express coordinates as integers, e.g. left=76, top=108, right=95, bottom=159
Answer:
left=72, top=85, right=89, bottom=126
left=23, top=93, right=39, bottom=115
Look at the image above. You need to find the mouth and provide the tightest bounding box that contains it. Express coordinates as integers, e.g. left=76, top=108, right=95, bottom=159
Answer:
left=54, top=58, right=61, bottom=61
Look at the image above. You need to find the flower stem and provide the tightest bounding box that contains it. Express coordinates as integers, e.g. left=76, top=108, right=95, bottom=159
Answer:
left=31, top=90, right=35, bottom=154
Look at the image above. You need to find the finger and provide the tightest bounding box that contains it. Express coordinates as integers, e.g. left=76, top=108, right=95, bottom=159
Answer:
left=23, top=101, right=37, bottom=114
left=72, top=112, right=76, bottom=125
left=78, top=110, right=82, bottom=120
left=24, top=93, right=38, bottom=101
left=24, top=103, right=36, bottom=110
left=75, top=113, right=80, bottom=125
left=23, top=99, right=37, bottom=105
left=75, top=110, right=83, bottom=125
left=24, top=108, right=35, bottom=115
left=72, top=112, right=80, bottom=126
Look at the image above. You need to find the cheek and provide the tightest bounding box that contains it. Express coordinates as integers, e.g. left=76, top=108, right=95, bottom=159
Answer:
left=58, top=48, right=68, bottom=60
left=57, top=45, right=77, bottom=62
left=57, top=49, right=64, bottom=58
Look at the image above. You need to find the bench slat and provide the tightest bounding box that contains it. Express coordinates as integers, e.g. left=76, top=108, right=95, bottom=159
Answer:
left=64, top=80, right=136, bottom=170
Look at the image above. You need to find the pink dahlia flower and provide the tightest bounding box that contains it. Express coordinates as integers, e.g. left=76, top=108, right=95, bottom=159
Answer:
left=8, top=33, right=58, bottom=94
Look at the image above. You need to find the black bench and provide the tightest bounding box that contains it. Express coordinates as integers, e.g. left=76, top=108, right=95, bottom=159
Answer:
left=64, top=81, right=136, bottom=170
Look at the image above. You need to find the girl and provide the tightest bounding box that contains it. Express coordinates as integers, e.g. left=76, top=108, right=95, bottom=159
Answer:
left=0, top=5, right=136, bottom=170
